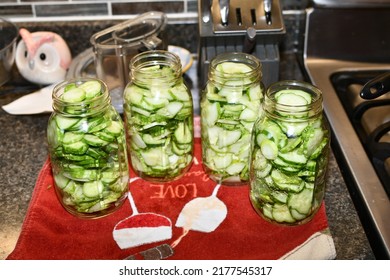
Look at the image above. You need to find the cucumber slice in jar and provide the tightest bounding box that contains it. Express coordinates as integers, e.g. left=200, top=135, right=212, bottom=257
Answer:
left=61, top=88, right=86, bottom=103
left=239, top=107, right=257, bottom=121
left=48, top=79, right=130, bottom=216
left=213, top=154, right=233, bottom=169
left=104, top=121, right=122, bottom=136
left=174, top=122, right=192, bottom=144
left=288, top=187, right=314, bottom=215
left=123, top=62, right=193, bottom=181
left=62, top=132, right=84, bottom=144
left=55, top=115, right=80, bottom=130
left=201, top=59, right=262, bottom=185
left=141, top=148, right=169, bottom=167
left=142, top=134, right=166, bottom=145
left=216, top=61, right=253, bottom=74
left=204, top=102, right=220, bottom=126
left=226, top=162, right=246, bottom=175
left=156, top=101, right=184, bottom=118
left=78, top=80, right=102, bottom=99
left=275, top=89, right=312, bottom=104
left=217, top=129, right=241, bottom=148
left=275, top=91, right=310, bottom=106
left=260, top=139, right=278, bottom=160
left=63, top=141, right=89, bottom=155
left=272, top=203, right=295, bottom=223
left=250, top=84, right=329, bottom=224
left=83, top=181, right=104, bottom=198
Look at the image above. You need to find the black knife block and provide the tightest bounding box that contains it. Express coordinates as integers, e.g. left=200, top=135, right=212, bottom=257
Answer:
left=197, top=0, right=285, bottom=89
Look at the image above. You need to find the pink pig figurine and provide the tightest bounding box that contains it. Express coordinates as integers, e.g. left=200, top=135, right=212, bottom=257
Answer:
left=15, top=28, right=72, bottom=85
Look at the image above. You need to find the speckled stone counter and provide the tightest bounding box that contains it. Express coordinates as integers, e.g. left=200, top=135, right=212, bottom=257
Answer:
left=0, top=21, right=375, bottom=260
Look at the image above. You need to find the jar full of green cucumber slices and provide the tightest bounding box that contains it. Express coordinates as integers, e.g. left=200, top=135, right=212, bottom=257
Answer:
left=200, top=52, right=264, bottom=186
left=47, top=78, right=129, bottom=218
left=249, top=80, right=330, bottom=225
left=123, top=50, right=194, bottom=182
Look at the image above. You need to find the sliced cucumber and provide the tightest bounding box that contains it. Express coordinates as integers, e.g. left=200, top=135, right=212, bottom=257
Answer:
left=218, top=129, right=241, bottom=148
left=53, top=173, right=70, bottom=189
left=271, top=191, right=288, bottom=204
left=55, top=115, right=80, bottom=130
left=255, top=162, right=272, bottom=178
left=260, top=139, right=278, bottom=160
left=83, top=181, right=104, bottom=198
left=169, top=84, right=190, bottom=101
left=141, top=148, right=169, bottom=167
left=213, top=154, right=233, bottom=169
left=63, top=141, right=89, bottom=155
left=216, top=61, right=253, bottom=74
left=61, top=88, right=86, bottom=103
left=142, top=134, right=166, bottom=145
left=201, top=60, right=262, bottom=184
left=47, top=79, right=129, bottom=214
left=272, top=203, right=295, bottom=223
left=174, top=122, right=192, bottom=144
left=204, top=102, right=220, bottom=126
left=275, top=89, right=312, bottom=104
left=105, top=121, right=122, bottom=136
left=288, top=188, right=313, bottom=215
left=239, top=107, right=257, bottom=121
left=63, top=132, right=84, bottom=144
left=279, top=149, right=307, bottom=166
left=84, top=134, right=109, bottom=147
left=250, top=85, right=329, bottom=224
left=156, top=101, right=183, bottom=118
left=275, top=90, right=310, bottom=106
left=78, top=80, right=102, bottom=99
left=123, top=64, right=193, bottom=180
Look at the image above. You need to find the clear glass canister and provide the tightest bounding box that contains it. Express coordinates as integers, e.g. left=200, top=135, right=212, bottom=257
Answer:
left=47, top=78, right=129, bottom=218
left=200, top=52, right=263, bottom=186
left=249, top=80, right=330, bottom=225
left=123, top=50, right=194, bottom=182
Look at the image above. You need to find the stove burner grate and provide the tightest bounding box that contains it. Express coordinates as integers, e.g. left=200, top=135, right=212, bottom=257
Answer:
left=331, top=71, right=390, bottom=198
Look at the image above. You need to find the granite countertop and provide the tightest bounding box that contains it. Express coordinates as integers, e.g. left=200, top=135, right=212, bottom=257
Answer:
left=0, top=21, right=375, bottom=259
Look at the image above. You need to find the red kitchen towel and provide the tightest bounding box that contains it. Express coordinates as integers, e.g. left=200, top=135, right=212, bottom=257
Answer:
left=7, top=139, right=335, bottom=260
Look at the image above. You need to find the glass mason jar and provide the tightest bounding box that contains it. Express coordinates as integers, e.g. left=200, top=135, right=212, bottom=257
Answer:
left=249, top=80, right=330, bottom=225
left=47, top=78, right=129, bottom=218
left=200, top=52, right=264, bottom=186
left=123, top=50, right=194, bottom=182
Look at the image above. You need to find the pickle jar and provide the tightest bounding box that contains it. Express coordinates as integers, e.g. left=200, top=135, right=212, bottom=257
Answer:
left=200, top=52, right=264, bottom=186
left=249, top=80, right=330, bottom=225
left=123, top=50, right=194, bottom=182
left=47, top=78, right=129, bottom=218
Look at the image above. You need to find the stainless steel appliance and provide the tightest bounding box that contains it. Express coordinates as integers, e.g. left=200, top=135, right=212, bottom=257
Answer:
left=303, top=0, right=390, bottom=259
left=198, top=0, right=285, bottom=88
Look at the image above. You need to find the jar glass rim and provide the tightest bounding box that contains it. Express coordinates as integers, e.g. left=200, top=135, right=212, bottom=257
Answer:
left=209, top=52, right=262, bottom=84
left=52, top=78, right=111, bottom=116
left=264, top=80, right=324, bottom=118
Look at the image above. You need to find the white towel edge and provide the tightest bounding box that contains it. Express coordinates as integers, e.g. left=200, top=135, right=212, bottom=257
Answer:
left=279, top=229, right=337, bottom=260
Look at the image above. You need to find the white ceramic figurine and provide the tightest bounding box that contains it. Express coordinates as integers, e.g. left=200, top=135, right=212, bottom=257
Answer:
left=15, top=28, right=72, bottom=85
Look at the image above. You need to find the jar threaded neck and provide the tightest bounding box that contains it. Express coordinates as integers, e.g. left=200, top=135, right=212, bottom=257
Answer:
left=52, top=78, right=111, bottom=117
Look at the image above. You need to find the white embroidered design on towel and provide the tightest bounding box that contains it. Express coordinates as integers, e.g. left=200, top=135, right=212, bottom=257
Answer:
left=113, top=178, right=173, bottom=249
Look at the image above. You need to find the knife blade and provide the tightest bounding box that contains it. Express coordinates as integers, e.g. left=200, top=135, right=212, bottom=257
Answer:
left=202, top=0, right=213, bottom=23
left=219, top=0, right=230, bottom=26
left=264, top=0, right=272, bottom=25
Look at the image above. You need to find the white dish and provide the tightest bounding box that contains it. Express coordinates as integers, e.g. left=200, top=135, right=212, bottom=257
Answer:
left=168, top=45, right=193, bottom=73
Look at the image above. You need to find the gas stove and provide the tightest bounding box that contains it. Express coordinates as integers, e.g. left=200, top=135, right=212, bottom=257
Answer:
left=303, top=3, right=390, bottom=259
left=331, top=71, right=390, bottom=195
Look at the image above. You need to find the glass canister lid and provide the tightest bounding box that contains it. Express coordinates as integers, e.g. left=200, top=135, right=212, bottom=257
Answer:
left=90, top=11, right=167, bottom=50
